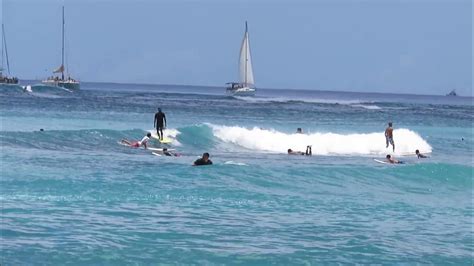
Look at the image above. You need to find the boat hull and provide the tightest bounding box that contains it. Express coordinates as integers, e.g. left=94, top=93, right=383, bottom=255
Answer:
left=226, top=87, right=256, bottom=96
left=42, top=80, right=80, bottom=90
left=0, top=80, right=19, bottom=85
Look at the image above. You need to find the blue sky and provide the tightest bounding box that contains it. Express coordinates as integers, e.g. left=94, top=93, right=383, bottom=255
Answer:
left=1, top=0, right=472, bottom=95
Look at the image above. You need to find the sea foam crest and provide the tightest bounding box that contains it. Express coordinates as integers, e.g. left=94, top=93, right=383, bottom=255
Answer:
left=211, top=125, right=432, bottom=156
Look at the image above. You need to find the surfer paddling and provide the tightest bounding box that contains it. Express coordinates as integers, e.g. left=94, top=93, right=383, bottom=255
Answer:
left=288, top=145, right=312, bottom=156
left=385, top=154, right=403, bottom=164
left=385, top=122, right=395, bottom=152
left=154, top=108, right=167, bottom=140
left=415, top=149, right=428, bottom=158
left=162, top=148, right=180, bottom=157
left=121, top=133, right=151, bottom=149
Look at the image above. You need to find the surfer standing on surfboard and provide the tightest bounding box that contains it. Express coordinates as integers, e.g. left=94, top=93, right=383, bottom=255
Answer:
left=385, top=122, right=395, bottom=152
left=154, top=108, right=167, bottom=141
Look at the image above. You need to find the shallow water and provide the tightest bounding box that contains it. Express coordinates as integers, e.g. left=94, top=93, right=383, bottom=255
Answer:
left=1, top=83, right=472, bottom=264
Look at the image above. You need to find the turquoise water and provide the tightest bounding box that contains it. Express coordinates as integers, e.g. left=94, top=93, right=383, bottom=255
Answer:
left=1, top=83, right=472, bottom=264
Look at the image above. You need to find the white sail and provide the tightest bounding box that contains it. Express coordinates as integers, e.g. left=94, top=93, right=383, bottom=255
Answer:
left=239, top=22, right=254, bottom=87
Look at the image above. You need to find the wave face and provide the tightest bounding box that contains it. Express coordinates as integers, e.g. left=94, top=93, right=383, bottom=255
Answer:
left=210, top=124, right=432, bottom=156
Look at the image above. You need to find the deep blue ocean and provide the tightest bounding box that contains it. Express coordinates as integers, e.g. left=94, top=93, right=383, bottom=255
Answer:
left=1, top=82, right=472, bottom=264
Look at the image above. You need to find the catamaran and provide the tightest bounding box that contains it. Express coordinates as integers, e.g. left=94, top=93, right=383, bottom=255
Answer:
left=0, top=23, right=18, bottom=85
left=42, top=6, right=80, bottom=90
left=226, top=21, right=256, bottom=96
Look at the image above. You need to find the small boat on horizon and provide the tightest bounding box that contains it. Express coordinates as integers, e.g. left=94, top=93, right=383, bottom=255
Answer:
left=446, top=89, right=457, bottom=96
left=42, top=6, right=80, bottom=90
left=226, top=21, right=256, bottom=96
left=0, top=23, right=19, bottom=85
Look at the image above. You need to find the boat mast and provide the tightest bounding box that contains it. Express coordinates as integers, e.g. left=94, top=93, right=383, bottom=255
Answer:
left=61, top=6, right=65, bottom=80
left=244, top=21, right=248, bottom=86
left=1, top=23, right=4, bottom=73
left=2, top=24, right=10, bottom=75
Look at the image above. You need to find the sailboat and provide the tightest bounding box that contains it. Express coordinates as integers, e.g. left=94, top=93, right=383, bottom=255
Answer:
left=226, top=21, right=256, bottom=96
left=42, top=6, right=80, bottom=90
left=0, top=23, right=18, bottom=84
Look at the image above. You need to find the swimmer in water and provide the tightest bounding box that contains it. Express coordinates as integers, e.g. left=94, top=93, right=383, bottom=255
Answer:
left=193, top=152, right=213, bottom=166
left=121, top=133, right=151, bottom=149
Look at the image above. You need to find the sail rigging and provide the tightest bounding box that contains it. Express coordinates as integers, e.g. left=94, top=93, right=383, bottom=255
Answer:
left=239, top=21, right=254, bottom=87
left=2, top=23, right=11, bottom=75
left=54, top=6, right=66, bottom=79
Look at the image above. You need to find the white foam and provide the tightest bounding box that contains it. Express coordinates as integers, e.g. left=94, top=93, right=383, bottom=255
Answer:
left=351, top=104, right=382, bottom=110
left=211, top=125, right=432, bottom=156
left=234, top=96, right=370, bottom=105
left=224, top=161, right=248, bottom=166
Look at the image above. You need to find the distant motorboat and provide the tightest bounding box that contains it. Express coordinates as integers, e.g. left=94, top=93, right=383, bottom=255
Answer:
left=226, top=22, right=256, bottom=96
left=446, top=90, right=457, bottom=96
left=42, top=6, right=80, bottom=90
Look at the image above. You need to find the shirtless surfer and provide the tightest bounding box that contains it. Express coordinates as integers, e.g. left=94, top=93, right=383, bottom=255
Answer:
left=385, top=122, right=395, bottom=152
left=386, top=154, right=403, bottom=164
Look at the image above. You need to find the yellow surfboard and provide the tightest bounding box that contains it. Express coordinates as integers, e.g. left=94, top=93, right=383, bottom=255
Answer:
left=157, top=137, right=173, bottom=144
left=148, top=130, right=173, bottom=144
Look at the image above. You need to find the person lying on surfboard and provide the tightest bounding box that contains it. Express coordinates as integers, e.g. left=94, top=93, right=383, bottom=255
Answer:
left=121, top=133, right=151, bottom=149
left=386, top=154, right=403, bottom=164
left=288, top=145, right=312, bottom=156
left=162, top=148, right=180, bottom=157
left=415, top=150, right=428, bottom=158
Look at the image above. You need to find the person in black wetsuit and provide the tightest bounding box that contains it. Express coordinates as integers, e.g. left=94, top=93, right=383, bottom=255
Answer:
left=154, top=108, right=167, bottom=140
left=193, top=153, right=213, bottom=166
left=288, top=146, right=312, bottom=156
left=162, top=148, right=180, bottom=157
left=415, top=149, right=428, bottom=158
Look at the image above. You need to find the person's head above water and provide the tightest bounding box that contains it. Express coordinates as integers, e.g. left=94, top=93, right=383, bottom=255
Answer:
left=288, top=149, right=293, bottom=153
left=163, top=148, right=168, bottom=152
left=388, top=122, right=393, bottom=127
left=386, top=154, right=391, bottom=159
left=415, top=149, right=420, bottom=154
left=147, top=132, right=152, bottom=137
left=203, top=152, right=210, bottom=161
left=296, top=128, right=302, bottom=133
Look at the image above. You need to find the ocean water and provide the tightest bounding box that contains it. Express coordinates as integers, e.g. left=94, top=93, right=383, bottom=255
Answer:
left=0, top=82, right=472, bottom=264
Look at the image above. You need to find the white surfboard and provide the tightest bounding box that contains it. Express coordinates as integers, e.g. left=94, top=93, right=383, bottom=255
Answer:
left=374, top=159, right=392, bottom=165
left=374, top=158, right=406, bottom=165
left=148, top=147, right=175, bottom=152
